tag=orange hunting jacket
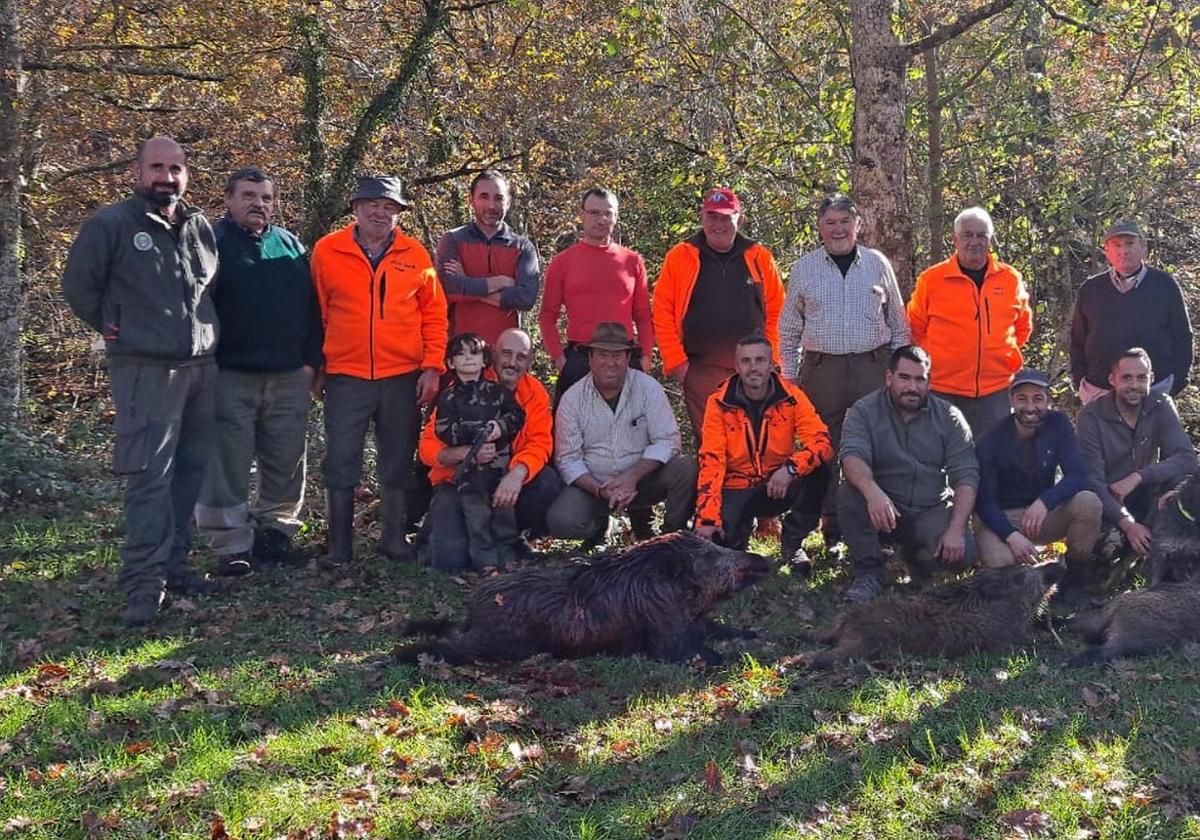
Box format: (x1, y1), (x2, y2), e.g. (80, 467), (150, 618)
(907, 254), (1032, 398)
(651, 239), (784, 375)
(311, 223), (448, 379)
(419, 371), (553, 486)
(695, 373), (832, 530)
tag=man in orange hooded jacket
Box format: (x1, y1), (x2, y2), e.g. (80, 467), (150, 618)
(908, 206), (1032, 439)
(694, 334), (833, 572)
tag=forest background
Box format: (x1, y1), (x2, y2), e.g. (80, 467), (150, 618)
(0, 0), (1199, 426)
(3, 3), (1200, 838)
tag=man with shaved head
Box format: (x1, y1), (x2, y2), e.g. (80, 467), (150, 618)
(63, 135), (221, 627)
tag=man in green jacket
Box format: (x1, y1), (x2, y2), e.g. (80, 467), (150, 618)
(62, 135), (220, 627)
(194, 167), (323, 577)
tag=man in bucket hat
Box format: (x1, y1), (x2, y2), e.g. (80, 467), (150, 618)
(1069, 219), (1193, 405)
(310, 174), (448, 565)
(547, 322), (697, 546)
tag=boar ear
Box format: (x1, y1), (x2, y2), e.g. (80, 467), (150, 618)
(1040, 561), (1067, 586)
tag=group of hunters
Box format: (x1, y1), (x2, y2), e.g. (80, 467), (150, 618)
(62, 135), (1198, 628)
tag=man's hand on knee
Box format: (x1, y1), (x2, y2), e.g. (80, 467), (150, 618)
(865, 488), (899, 533)
(492, 470), (523, 508)
(1005, 531), (1038, 564)
(936, 525), (967, 564)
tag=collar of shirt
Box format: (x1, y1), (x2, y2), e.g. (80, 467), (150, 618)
(1109, 263), (1147, 294)
(353, 225), (396, 261)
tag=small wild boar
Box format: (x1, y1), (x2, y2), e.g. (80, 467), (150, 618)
(1070, 583), (1200, 665)
(1146, 471), (1200, 585)
(804, 561), (1065, 668)
(393, 532), (770, 665)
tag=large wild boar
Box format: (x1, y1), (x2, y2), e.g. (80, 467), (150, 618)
(1070, 583), (1200, 665)
(393, 532), (770, 665)
(804, 561), (1064, 668)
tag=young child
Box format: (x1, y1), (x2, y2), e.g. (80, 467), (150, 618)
(434, 333), (526, 567)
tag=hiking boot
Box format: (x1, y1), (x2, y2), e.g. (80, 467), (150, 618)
(166, 568), (219, 595)
(780, 543), (813, 577)
(844, 573), (883, 604)
(217, 552), (253, 578)
(122, 588), (165, 627)
(629, 509), (655, 542)
(253, 529), (301, 566)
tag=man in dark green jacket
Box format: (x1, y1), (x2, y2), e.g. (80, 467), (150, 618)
(62, 135), (220, 627)
(194, 167), (323, 577)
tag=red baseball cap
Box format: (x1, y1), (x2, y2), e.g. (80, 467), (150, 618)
(701, 187), (741, 215)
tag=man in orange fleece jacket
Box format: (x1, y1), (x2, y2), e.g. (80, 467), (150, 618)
(310, 175), (448, 566)
(908, 206), (1032, 439)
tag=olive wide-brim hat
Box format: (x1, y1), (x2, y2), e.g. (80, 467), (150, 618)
(582, 322), (639, 352)
(348, 174), (411, 210)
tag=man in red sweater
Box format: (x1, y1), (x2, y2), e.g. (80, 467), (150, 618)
(538, 187), (654, 408)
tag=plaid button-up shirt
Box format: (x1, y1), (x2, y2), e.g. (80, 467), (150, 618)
(778, 245), (910, 379)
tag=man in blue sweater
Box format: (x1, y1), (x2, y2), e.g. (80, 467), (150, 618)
(195, 167), (324, 576)
(974, 369), (1101, 591)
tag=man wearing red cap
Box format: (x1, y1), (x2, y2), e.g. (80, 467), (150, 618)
(652, 187), (785, 439)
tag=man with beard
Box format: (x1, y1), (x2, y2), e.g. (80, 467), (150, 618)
(974, 370), (1101, 587)
(418, 328), (563, 571)
(1076, 348), (1196, 561)
(194, 167), (323, 577)
(62, 135), (220, 626)
(837, 345), (979, 602)
(436, 170), (540, 345)
(1070, 220), (1192, 405)
(694, 334), (833, 572)
(549, 323), (697, 544)
(652, 188), (785, 439)
(777, 193), (910, 538)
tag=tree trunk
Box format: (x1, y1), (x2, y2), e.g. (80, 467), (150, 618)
(0, 0), (22, 422)
(849, 0), (915, 292)
(923, 38), (945, 265)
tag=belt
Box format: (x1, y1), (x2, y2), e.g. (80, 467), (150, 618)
(805, 345), (889, 363)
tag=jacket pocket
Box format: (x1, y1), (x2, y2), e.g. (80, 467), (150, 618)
(112, 412), (150, 474)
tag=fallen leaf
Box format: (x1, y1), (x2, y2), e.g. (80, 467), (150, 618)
(1080, 686), (1102, 708)
(209, 818), (232, 839)
(124, 741), (153, 756)
(3, 816), (34, 832)
(704, 759), (725, 795)
(999, 808), (1052, 836)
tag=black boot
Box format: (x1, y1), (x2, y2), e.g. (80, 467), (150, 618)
(379, 485), (415, 562)
(324, 487), (355, 566)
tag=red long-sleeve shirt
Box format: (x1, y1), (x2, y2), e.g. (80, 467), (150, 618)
(537, 240), (654, 360)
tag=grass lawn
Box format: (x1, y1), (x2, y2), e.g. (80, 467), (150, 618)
(3, 438), (1200, 838)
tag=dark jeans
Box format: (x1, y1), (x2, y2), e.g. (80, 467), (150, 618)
(933, 389), (1011, 441)
(545, 455), (698, 539)
(837, 480), (976, 579)
(720, 465), (828, 550)
(110, 360), (216, 597)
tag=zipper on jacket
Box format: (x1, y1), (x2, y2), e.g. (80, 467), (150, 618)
(368, 270), (376, 379)
(379, 271), (388, 320)
(973, 282), (983, 398)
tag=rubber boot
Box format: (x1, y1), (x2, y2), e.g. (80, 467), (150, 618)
(379, 485), (415, 562)
(324, 488), (356, 566)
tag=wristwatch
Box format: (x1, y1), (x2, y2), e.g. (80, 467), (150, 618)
(785, 461), (798, 476)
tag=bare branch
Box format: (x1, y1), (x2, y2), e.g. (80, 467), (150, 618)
(49, 157), (135, 185)
(410, 152), (525, 186)
(25, 60), (225, 81)
(54, 41), (202, 52)
(905, 0), (1016, 55)
(1034, 0), (1101, 33)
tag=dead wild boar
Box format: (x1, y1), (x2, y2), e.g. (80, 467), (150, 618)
(393, 532), (770, 665)
(804, 561), (1064, 668)
(1070, 583), (1200, 665)
(1146, 471), (1200, 585)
